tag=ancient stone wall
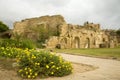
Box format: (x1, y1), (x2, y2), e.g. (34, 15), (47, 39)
(12, 15), (118, 48)
(12, 15), (65, 41)
(46, 21), (118, 49)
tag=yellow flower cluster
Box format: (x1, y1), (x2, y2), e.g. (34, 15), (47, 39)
(35, 62), (40, 66)
(31, 54), (36, 59)
(46, 65), (49, 69)
(0, 47), (73, 79)
(0, 47), (23, 58)
(18, 67), (38, 79)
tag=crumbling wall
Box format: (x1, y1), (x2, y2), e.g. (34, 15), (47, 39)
(12, 15), (118, 49)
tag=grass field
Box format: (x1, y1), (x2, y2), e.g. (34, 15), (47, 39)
(52, 48), (120, 60)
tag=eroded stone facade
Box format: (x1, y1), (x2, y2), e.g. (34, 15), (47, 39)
(12, 15), (118, 49)
(46, 22), (118, 48)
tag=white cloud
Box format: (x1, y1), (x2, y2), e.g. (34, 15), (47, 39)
(0, 0), (120, 29)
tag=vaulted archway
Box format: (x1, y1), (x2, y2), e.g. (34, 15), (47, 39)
(74, 37), (80, 48)
(85, 38), (90, 48)
(60, 38), (67, 48)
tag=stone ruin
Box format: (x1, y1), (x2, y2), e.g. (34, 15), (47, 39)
(12, 15), (119, 49)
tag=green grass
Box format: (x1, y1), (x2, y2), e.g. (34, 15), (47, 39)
(52, 48), (120, 60)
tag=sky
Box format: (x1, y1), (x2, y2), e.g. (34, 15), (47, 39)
(0, 0), (120, 29)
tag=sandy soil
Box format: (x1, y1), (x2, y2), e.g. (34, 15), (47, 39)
(0, 68), (21, 80)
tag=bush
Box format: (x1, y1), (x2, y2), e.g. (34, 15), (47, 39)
(17, 50), (73, 79)
(0, 21), (9, 32)
(20, 39), (36, 49)
(0, 47), (23, 58)
(0, 39), (18, 48)
(116, 29), (120, 36)
(0, 39), (36, 49)
(0, 47), (73, 79)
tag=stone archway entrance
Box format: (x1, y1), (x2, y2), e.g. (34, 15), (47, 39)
(60, 38), (67, 48)
(74, 37), (80, 48)
(85, 38), (90, 48)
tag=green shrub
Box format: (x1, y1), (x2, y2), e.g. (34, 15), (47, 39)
(0, 39), (36, 49)
(0, 21), (9, 32)
(0, 47), (23, 58)
(20, 39), (36, 49)
(0, 47), (73, 79)
(116, 29), (120, 36)
(0, 39), (18, 47)
(17, 50), (73, 79)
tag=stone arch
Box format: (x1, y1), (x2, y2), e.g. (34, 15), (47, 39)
(64, 38), (67, 44)
(93, 38), (95, 45)
(103, 38), (106, 42)
(74, 37), (80, 48)
(60, 38), (67, 48)
(61, 38), (67, 44)
(85, 38), (90, 48)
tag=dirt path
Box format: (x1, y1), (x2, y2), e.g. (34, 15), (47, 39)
(44, 53), (120, 80)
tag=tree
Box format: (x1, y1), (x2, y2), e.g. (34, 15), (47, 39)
(116, 29), (120, 36)
(0, 21), (9, 32)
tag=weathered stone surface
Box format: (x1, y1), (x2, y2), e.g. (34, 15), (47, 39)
(12, 15), (119, 48)
(12, 15), (66, 41)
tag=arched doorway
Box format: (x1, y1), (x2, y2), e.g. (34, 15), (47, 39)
(62, 38), (67, 44)
(74, 37), (80, 48)
(85, 38), (90, 48)
(60, 38), (67, 48)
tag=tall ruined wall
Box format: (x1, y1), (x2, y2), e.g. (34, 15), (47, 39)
(46, 21), (118, 49)
(12, 15), (118, 48)
(12, 15), (66, 41)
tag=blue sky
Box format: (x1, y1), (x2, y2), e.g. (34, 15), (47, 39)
(0, 0), (120, 29)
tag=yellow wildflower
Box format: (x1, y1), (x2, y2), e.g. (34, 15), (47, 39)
(19, 69), (23, 73)
(34, 56), (36, 59)
(44, 57), (46, 60)
(56, 67), (59, 70)
(37, 63), (40, 66)
(30, 72), (32, 75)
(1, 47), (4, 50)
(32, 75), (35, 78)
(52, 65), (55, 68)
(35, 73), (38, 76)
(51, 72), (54, 75)
(28, 75), (31, 78)
(26, 71), (28, 74)
(24, 68), (27, 70)
(29, 69), (32, 72)
(35, 63), (38, 65)
(51, 62), (54, 64)
(32, 55), (36, 59)
(46, 65), (49, 69)
(25, 48), (28, 50)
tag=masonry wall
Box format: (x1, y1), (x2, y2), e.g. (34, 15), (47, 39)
(46, 22), (117, 49)
(12, 15), (118, 49)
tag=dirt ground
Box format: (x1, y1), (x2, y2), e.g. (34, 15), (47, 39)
(0, 58), (96, 80)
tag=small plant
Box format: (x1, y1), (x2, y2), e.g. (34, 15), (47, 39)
(17, 50), (73, 79)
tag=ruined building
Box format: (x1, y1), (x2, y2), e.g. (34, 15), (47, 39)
(12, 15), (118, 48)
